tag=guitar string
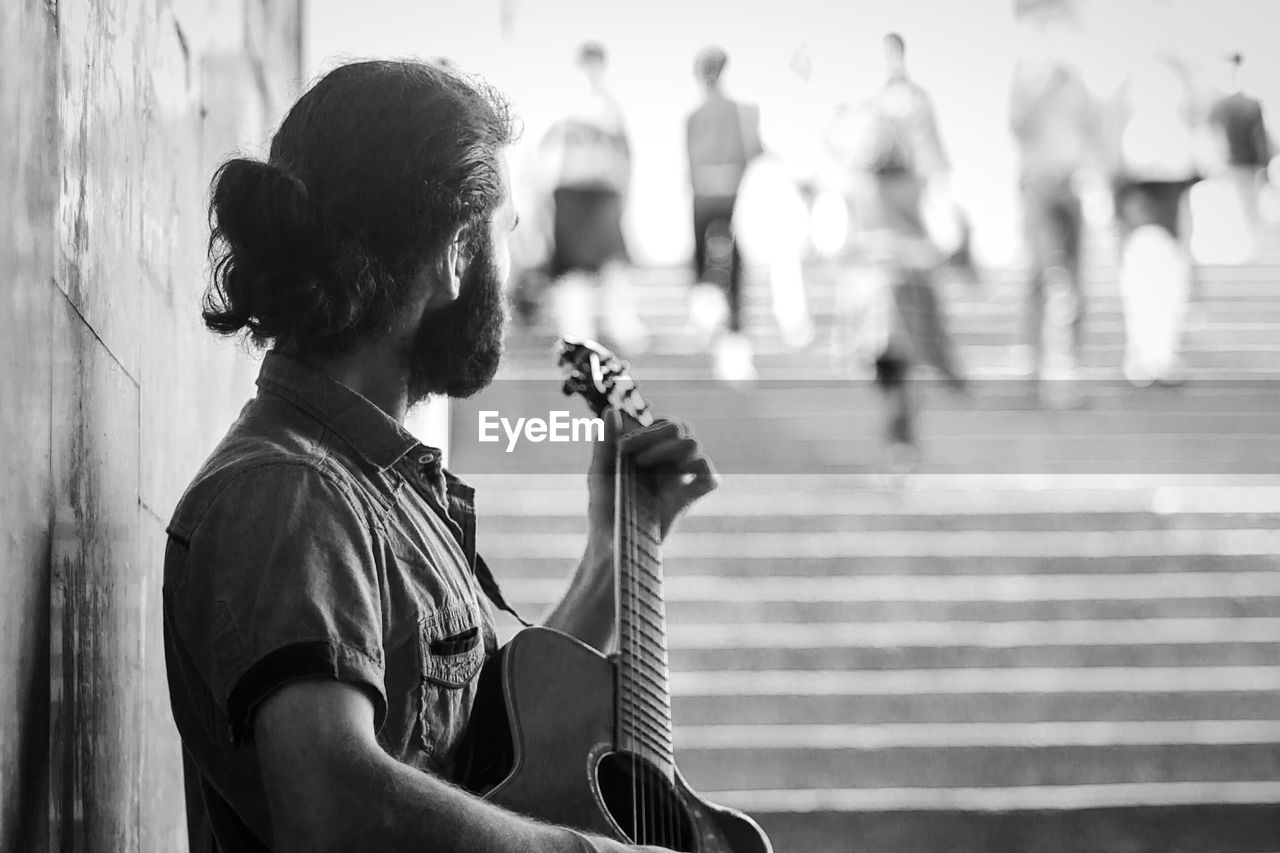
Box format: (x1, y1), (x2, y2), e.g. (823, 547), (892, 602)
(657, 506), (677, 851)
(588, 354), (677, 847)
(649, 483), (673, 849)
(622, 451), (634, 840)
(637, 458), (676, 848)
(644, 480), (668, 849)
(637, 463), (653, 844)
(635, 462), (657, 846)
(623, 450), (639, 844)
(630, 456), (651, 846)
(617, 397), (672, 846)
(651, 477), (676, 849)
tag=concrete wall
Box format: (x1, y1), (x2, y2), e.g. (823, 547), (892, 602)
(0, 1), (302, 850)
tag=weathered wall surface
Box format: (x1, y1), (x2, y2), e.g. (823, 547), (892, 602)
(1, 1), (302, 850)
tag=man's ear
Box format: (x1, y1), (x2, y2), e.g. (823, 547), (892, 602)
(431, 227), (468, 305)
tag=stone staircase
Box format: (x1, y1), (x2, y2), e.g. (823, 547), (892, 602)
(449, 240), (1280, 852)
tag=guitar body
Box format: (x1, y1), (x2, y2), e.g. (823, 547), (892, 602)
(457, 338), (772, 851)
(465, 627), (771, 852)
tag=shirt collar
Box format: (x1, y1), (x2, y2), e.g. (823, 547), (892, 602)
(255, 351), (428, 472)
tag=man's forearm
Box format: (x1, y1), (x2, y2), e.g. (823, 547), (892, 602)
(278, 735), (614, 853)
(540, 540), (615, 653)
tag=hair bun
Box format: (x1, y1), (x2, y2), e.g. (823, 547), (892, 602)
(210, 158), (319, 267)
(203, 157), (331, 343)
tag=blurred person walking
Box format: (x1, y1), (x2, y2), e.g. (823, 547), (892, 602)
(686, 46), (764, 384)
(1110, 53), (1199, 387)
(878, 33), (975, 282)
(822, 33), (967, 469)
(1009, 1), (1102, 406)
(734, 42), (821, 351)
(1207, 52), (1272, 235)
(539, 42), (648, 355)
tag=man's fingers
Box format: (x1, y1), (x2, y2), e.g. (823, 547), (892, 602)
(632, 435), (700, 468)
(680, 455), (720, 499)
(618, 418), (686, 453)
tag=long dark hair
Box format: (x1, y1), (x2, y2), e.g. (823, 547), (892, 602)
(203, 60), (515, 354)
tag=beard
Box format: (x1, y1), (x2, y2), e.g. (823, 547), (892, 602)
(405, 234), (508, 403)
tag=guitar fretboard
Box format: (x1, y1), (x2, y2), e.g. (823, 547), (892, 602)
(615, 452), (675, 780)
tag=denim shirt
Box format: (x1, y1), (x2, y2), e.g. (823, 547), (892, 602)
(163, 352), (497, 852)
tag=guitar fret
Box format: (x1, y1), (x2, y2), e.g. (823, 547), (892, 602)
(621, 703), (672, 737)
(619, 553), (662, 579)
(619, 680), (671, 715)
(618, 672), (673, 713)
(620, 594), (666, 626)
(621, 544), (662, 570)
(623, 686), (674, 723)
(620, 713), (672, 746)
(627, 699), (674, 734)
(620, 639), (668, 672)
(620, 653), (664, 685)
(616, 456), (677, 771)
(619, 665), (672, 701)
(618, 567), (663, 596)
(619, 599), (666, 632)
(620, 660), (670, 699)
(621, 623), (669, 651)
(619, 585), (664, 612)
(621, 638), (670, 677)
(620, 734), (673, 764)
(620, 650), (670, 688)
(619, 736), (673, 771)
(620, 714), (673, 751)
(620, 649), (670, 687)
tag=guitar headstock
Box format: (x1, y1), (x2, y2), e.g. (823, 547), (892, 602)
(557, 336), (654, 427)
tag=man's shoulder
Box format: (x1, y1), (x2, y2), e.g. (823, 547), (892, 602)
(166, 402), (368, 544)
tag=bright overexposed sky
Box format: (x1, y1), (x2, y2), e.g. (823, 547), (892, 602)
(305, 0), (1280, 267)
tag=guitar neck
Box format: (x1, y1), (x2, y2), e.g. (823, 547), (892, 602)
(614, 449), (676, 779)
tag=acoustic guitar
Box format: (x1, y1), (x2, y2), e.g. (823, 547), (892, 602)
(460, 337), (772, 852)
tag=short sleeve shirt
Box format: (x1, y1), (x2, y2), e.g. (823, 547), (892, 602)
(162, 352), (496, 852)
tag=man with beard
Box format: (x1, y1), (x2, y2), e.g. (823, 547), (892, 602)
(163, 61), (712, 853)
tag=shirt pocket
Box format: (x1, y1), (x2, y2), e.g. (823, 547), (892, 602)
(415, 601), (487, 765)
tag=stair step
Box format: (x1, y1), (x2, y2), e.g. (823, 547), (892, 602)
(510, 596), (1280, 623)
(488, 554), (1280, 579)
(504, 572), (1280, 621)
(672, 688), (1280, 726)
(510, 571), (1280, 603)
(670, 686), (1280, 722)
(669, 665), (1280, 696)
(707, 780), (1280, 812)
(503, 344), (1280, 373)
(678, 718), (1280, 750)
(489, 511), (1280, 532)
(459, 380), (1280, 420)
(743, 802), (1280, 853)
(671, 641), (1280, 672)
(481, 528), (1280, 560)
(479, 251), (1280, 850)
(675, 723), (1280, 788)
(469, 478), (1280, 515)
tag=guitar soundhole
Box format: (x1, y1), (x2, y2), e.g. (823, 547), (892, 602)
(597, 752), (697, 851)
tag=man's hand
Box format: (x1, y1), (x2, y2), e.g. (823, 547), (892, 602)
(587, 409), (720, 545)
(544, 410), (718, 652)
